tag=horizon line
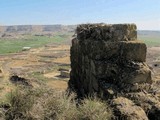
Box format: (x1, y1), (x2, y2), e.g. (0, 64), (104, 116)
(0, 24), (160, 31)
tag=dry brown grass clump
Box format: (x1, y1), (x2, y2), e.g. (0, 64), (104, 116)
(4, 88), (34, 120)
(0, 87), (113, 120)
(78, 98), (113, 120)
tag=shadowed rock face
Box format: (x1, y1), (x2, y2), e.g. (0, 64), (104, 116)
(69, 23), (151, 96)
(68, 23), (160, 119)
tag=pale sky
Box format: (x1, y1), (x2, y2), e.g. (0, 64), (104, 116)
(0, 0), (160, 30)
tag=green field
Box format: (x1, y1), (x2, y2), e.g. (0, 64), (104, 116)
(139, 36), (160, 47)
(138, 30), (160, 47)
(0, 35), (69, 54)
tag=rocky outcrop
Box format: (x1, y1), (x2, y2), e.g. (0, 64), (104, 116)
(69, 23), (152, 96)
(111, 97), (148, 120)
(68, 23), (160, 120)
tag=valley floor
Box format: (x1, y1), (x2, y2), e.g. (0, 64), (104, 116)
(0, 44), (71, 100)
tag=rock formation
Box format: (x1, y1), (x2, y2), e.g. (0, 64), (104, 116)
(68, 23), (160, 120)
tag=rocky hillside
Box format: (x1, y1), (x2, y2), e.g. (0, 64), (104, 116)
(0, 25), (76, 38)
(0, 25), (160, 38)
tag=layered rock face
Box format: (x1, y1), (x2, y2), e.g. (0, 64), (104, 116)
(69, 24), (151, 96)
(69, 23), (160, 120)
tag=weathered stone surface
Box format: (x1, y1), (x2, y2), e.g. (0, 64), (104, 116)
(120, 63), (152, 84)
(80, 40), (146, 62)
(69, 23), (152, 96)
(125, 92), (160, 120)
(68, 23), (159, 119)
(76, 23), (137, 41)
(111, 97), (148, 120)
(119, 41), (146, 62)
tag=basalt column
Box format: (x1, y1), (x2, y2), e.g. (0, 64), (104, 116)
(68, 23), (152, 98)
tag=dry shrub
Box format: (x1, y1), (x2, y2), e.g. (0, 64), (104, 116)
(2, 87), (113, 120)
(43, 93), (79, 120)
(43, 94), (112, 120)
(78, 98), (113, 120)
(5, 89), (34, 120)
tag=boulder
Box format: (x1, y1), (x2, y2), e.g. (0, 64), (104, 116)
(111, 97), (148, 120)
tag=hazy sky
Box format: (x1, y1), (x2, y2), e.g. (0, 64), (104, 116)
(0, 0), (160, 30)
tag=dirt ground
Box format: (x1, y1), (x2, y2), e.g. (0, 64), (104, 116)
(147, 47), (160, 81)
(0, 44), (71, 99)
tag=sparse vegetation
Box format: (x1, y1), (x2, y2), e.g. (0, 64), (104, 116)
(0, 87), (113, 120)
(30, 72), (48, 82)
(78, 98), (113, 120)
(5, 88), (34, 120)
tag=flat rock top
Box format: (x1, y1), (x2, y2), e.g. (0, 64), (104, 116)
(77, 23), (137, 30)
(76, 23), (137, 41)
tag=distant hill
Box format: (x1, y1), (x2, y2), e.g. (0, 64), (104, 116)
(0, 25), (76, 38)
(0, 25), (160, 39)
(137, 30), (160, 37)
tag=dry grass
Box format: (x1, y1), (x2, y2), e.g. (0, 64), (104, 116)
(46, 80), (68, 90)
(78, 98), (113, 120)
(0, 87), (113, 120)
(5, 88), (34, 120)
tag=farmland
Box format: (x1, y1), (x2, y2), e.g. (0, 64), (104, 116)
(138, 30), (160, 47)
(0, 28), (159, 119)
(0, 34), (72, 54)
